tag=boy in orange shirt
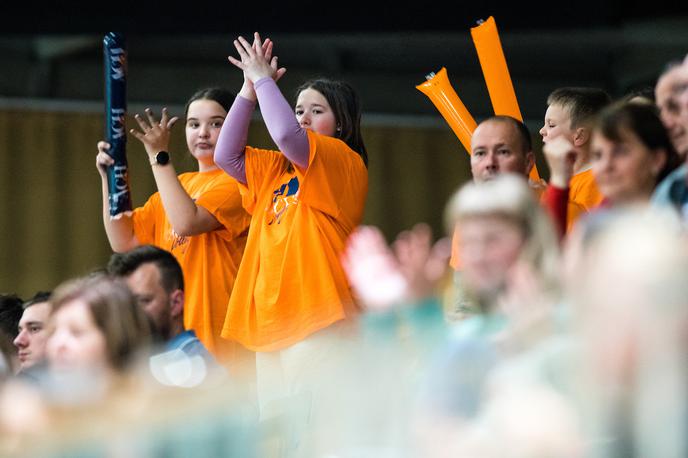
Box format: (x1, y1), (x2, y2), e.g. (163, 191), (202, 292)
(540, 87), (611, 231)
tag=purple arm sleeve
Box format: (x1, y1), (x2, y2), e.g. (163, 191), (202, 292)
(214, 95), (255, 184)
(254, 77), (310, 170)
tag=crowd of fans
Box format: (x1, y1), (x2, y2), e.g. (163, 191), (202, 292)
(1, 33), (688, 457)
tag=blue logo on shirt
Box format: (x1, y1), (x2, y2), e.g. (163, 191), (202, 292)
(268, 176), (300, 225)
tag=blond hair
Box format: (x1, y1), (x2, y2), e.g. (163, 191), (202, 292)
(445, 174), (561, 297)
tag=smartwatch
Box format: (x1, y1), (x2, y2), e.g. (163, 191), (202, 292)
(151, 151), (170, 166)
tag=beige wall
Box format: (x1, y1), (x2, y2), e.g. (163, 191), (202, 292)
(0, 108), (474, 298)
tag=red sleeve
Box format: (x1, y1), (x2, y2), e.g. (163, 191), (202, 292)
(541, 184), (569, 240)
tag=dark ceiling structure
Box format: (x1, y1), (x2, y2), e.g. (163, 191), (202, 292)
(1, 4), (688, 127)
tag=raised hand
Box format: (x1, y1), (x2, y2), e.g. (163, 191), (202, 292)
(228, 32), (286, 85)
(129, 107), (179, 159)
(341, 225), (408, 311)
(392, 223), (451, 302)
(254, 35), (284, 79)
(543, 136), (576, 189)
(95, 141), (114, 176)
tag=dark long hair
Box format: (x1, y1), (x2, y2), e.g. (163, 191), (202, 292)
(295, 79), (368, 167)
(184, 87), (236, 117)
(595, 101), (681, 184)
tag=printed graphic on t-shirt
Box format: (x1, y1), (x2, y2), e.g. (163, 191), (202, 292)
(267, 176), (299, 225)
(170, 229), (188, 252)
(170, 197), (197, 253)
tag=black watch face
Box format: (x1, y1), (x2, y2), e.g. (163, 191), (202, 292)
(157, 151), (170, 165)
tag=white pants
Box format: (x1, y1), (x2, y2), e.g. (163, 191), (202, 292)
(255, 320), (351, 456)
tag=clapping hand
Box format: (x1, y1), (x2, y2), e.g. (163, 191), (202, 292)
(342, 224), (451, 311)
(392, 223), (451, 303)
(342, 225), (408, 311)
(228, 32), (287, 85)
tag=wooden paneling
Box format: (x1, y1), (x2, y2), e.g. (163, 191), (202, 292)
(0, 108), (473, 297)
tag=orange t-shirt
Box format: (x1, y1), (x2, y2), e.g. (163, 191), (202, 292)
(222, 130), (368, 352)
(533, 177), (589, 233)
(132, 169), (251, 360)
(569, 168), (603, 210)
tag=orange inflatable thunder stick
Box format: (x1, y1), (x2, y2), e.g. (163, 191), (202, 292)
(471, 16), (540, 180)
(415, 67), (477, 154)
(416, 18), (540, 180)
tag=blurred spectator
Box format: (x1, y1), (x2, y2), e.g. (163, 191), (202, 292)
(591, 101), (681, 206)
(567, 207), (688, 457)
(545, 101), (682, 231)
(655, 62), (688, 159)
(622, 86), (656, 105)
(13, 291), (52, 378)
(652, 56), (688, 222)
(45, 274), (153, 400)
(0, 330), (16, 380)
(0, 294), (24, 341)
(445, 173), (561, 340)
(108, 245), (225, 387)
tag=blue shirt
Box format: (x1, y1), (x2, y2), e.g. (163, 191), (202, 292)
(652, 164), (688, 221)
(166, 330), (218, 367)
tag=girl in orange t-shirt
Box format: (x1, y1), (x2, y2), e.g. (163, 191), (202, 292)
(214, 32), (368, 415)
(95, 88), (252, 365)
